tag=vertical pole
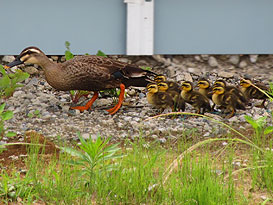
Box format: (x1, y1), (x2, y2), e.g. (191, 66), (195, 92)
(124, 0), (154, 55)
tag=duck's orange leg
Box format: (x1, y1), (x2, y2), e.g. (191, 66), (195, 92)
(71, 92), (99, 112)
(106, 84), (125, 115)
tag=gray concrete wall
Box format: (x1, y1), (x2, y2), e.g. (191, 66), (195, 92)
(155, 0), (273, 54)
(1, 0), (273, 55)
(0, 0), (126, 55)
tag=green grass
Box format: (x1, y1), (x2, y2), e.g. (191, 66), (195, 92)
(0, 125), (272, 204)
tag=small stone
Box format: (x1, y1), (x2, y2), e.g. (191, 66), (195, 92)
(51, 56), (59, 61)
(208, 56), (218, 67)
(127, 89), (136, 96)
(194, 55), (202, 62)
(139, 93), (145, 99)
(24, 66), (39, 75)
(188, 67), (196, 73)
(176, 74), (184, 82)
(2, 55), (15, 63)
(118, 58), (130, 63)
(239, 60), (247, 68)
(201, 55), (209, 61)
(260, 196), (268, 201)
(184, 73), (193, 82)
(82, 133), (90, 140)
(229, 55), (240, 65)
(218, 71), (234, 78)
(249, 54), (258, 63)
(158, 138), (166, 143)
(96, 98), (113, 107)
(166, 66), (176, 77)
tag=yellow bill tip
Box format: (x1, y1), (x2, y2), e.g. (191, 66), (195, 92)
(3, 65), (10, 69)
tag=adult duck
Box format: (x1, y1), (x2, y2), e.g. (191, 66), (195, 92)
(5, 46), (156, 114)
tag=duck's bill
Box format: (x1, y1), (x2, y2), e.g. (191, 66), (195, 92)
(4, 57), (23, 69)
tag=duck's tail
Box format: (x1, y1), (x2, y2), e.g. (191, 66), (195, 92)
(113, 65), (157, 87)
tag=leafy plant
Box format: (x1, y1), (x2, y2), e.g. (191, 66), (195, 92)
(27, 109), (41, 118)
(0, 65), (29, 98)
(96, 50), (107, 57)
(60, 133), (123, 184)
(0, 103), (16, 138)
(64, 41), (74, 60)
(244, 115), (273, 138)
(141, 66), (152, 71)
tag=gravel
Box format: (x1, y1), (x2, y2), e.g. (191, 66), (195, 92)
(2, 54), (273, 143)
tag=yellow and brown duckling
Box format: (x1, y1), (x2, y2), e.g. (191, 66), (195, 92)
(212, 86), (246, 118)
(4, 46), (157, 115)
(181, 81), (211, 114)
(240, 78), (273, 108)
(146, 83), (174, 113)
(157, 82), (185, 111)
(154, 74), (181, 93)
(213, 79), (247, 104)
(197, 78), (213, 99)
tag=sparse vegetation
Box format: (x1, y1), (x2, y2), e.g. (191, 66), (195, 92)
(0, 49), (272, 204)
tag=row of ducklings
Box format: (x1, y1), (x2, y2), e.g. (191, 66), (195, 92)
(146, 75), (272, 118)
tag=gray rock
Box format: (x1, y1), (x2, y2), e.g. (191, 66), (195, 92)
(239, 60), (247, 68)
(208, 56), (218, 67)
(249, 55), (258, 63)
(2, 55), (15, 63)
(24, 66), (39, 75)
(201, 55), (209, 61)
(218, 71), (234, 78)
(118, 58), (130, 64)
(50, 56), (59, 61)
(184, 73), (193, 82)
(229, 55), (240, 65)
(158, 138), (166, 143)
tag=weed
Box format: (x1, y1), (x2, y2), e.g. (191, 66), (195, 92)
(0, 103), (16, 138)
(60, 133), (123, 188)
(0, 64), (29, 99)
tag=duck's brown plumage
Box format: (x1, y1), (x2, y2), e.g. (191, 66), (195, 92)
(5, 46), (156, 114)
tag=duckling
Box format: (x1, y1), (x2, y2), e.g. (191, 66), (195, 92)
(197, 78), (212, 99)
(157, 82), (185, 111)
(154, 74), (180, 93)
(181, 81), (211, 114)
(5, 46), (157, 115)
(146, 83), (174, 113)
(240, 78), (273, 108)
(212, 86), (246, 118)
(213, 79), (247, 104)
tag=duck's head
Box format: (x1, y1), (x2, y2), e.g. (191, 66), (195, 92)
(197, 78), (210, 89)
(157, 82), (169, 92)
(213, 79), (226, 88)
(154, 75), (166, 83)
(181, 81), (193, 92)
(212, 86), (225, 95)
(4, 47), (46, 69)
(147, 83), (159, 93)
(239, 78), (252, 88)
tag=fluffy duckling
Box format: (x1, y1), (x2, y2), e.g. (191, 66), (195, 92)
(181, 81), (211, 114)
(157, 82), (185, 111)
(213, 79), (247, 104)
(146, 83), (174, 113)
(154, 74), (180, 93)
(197, 78), (212, 99)
(240, 78), (273, 108)
(212, 86), (246, 118)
